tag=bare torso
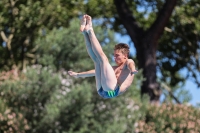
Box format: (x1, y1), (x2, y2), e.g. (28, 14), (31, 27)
(112, 59), (135, 93)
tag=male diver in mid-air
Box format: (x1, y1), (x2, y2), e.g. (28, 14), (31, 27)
(68, 14), (138, 98)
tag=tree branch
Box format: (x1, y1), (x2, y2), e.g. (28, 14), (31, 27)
(0, 31), (8, 42)
(114, 0), (144, 44)
(147, 0), (177, 44)
(161, 82), (181, 104)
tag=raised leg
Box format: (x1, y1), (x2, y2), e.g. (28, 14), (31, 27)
(85, 15), (117, 91)
(82, 31), (102, 90)
(80, 15), (101, 90)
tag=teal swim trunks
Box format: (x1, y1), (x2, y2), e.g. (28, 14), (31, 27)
(97, 86), (120, 99)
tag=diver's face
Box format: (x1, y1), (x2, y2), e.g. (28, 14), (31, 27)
(114, 50), (127, 65)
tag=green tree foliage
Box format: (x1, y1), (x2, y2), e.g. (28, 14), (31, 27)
(0, 0), (86, 71)
(0, 65), (62, 132)
(1, 66), (199, 133)
(135, 104), (200, 133)
(0, 59), (146, 133)
(0, 99), (29, 132)
(158, 0), (200, 88)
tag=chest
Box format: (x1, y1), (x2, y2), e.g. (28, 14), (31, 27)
(115, 68), (122, 77)
(114, 67), (129, 80)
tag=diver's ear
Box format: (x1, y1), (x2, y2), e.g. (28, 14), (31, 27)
(124, 54), (128, 59)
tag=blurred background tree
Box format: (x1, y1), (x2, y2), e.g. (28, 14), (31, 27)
(157, 0), (200, 103)
(0, 0), (200, 132)
(0, 0), (87, 71)
(135, 103), (200, 133)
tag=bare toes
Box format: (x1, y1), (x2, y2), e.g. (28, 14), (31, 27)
(85, 15), (92, 31)
(80, 15), (86, 32)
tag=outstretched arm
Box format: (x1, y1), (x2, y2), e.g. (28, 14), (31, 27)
(68, 69), (95, 78)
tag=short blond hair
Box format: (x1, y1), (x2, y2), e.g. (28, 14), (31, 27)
(114, 43), (130, 56)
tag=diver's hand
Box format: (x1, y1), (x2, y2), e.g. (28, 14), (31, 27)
(68, 71), (79, 78)
(130, 70), (138, 75)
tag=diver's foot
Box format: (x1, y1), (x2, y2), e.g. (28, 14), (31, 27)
(85, 15), (93, 31)
(80, 15), (86, 32)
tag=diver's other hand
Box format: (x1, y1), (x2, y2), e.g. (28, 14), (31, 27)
(68, 71), (79, 78)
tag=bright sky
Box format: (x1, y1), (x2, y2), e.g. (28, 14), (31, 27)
(115, 33), (200, 106)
